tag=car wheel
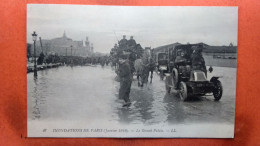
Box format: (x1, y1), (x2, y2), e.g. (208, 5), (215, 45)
(212, 79), (223, 101)
(172, 68), (178, 89)
(179, 81), (188, 101)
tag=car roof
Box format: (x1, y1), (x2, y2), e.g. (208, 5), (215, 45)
(175, 44), (204, 49)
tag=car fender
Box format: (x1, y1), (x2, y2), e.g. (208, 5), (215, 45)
(210, 76), (222, 82)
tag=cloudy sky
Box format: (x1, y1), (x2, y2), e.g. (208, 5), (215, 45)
(27, 5), (238, 53)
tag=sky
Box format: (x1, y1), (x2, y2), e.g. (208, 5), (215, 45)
(27, 5), (238, 53)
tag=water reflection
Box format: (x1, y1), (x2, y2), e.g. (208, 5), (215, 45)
(32, 78), (41, 119)
(30, 71), (49, 120)
(116, 87), (154, 124)
(163, 93), (186, 123)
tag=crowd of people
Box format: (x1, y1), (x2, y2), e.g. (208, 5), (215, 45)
(29, 52), (110, 66)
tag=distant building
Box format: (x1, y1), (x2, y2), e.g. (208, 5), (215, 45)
(35, 31), (94, 57)
(153, 42), (237, 54)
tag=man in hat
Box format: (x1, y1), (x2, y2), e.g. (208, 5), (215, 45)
(128, 52), (136, 74)
(118, 52), (132, 107)
(118, 35), (128, 52)
(127, 36), (136, 50)
(191, 46), (207, 76)
(113, 43), (118, 52)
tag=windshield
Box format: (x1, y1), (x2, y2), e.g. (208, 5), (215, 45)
(158, 53), (167, 60)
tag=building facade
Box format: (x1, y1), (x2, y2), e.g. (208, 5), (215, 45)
(35, 32), (94, 57)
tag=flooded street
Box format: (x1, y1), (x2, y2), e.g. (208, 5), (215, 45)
(28, 65), (235, 124)
(27, 65), (236, 137)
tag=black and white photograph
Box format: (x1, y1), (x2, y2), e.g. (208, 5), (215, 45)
(27, 4), (238, 138)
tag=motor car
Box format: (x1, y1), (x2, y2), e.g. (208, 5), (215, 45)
(165, 44), (223, 101)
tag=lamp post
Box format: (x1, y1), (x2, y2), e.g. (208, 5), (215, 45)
(70, 45), (73, 64)
(70, 45), (73, 57)
(32, 31), (37, 77)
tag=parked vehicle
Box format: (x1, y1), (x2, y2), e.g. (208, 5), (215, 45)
(155, 52), (168, 79)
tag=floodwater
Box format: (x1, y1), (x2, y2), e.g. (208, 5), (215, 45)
(27, 65), (236, 126)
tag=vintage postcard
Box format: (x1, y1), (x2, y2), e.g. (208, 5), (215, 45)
(27, 4), (238, 138)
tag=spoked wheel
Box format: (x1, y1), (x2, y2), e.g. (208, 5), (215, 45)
(172, 68), (178, 89)
(179, 81), (188, 101)
(165, 75), (172, 93)
(212, 79), (223, 101)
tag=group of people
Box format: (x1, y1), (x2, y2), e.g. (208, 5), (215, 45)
(117, 35), (138, 107)
(114, 41), (210, 107)
(110, 35), (150, 107)
(110, 35), (144, 66)
(174, 45), (208, 79)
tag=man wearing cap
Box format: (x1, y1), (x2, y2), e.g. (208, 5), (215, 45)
(113, 43), (118, 51)
(191, 46), (207, 76)
(118, 35), (128, 52)
(127, 36), (136, 49)
(125, 36), (136, 74)
(118, 53), (132, 107)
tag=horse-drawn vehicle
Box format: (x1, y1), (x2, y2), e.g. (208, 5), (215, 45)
(165, 44), (223, 101)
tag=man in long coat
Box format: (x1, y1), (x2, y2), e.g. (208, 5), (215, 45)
(118, 53), (132, 106)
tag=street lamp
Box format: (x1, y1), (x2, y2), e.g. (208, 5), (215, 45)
(32, 31), (37, 77)
(70, 45), (73, 57)
(70, 45), (73, 64)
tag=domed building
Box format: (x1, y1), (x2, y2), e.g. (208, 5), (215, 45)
(35, 31), (94, 57)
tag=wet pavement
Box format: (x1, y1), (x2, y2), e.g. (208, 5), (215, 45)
(27, 65), (236, 126)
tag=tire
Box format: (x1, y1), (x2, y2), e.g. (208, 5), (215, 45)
(172, 68), (178, 89)
(212, 79), (223, 101)
(165, 75), (172, 93)
(179, 81), (188, 101)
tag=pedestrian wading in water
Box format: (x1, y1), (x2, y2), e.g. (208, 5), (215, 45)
(118, 52), (132, 107)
